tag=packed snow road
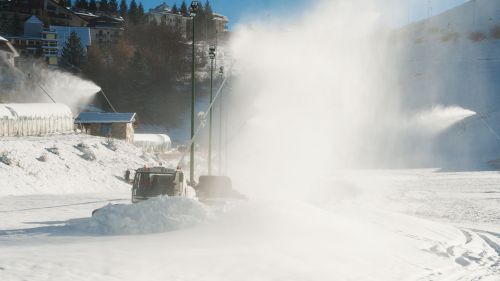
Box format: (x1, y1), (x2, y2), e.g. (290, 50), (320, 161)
(1, 170), (500, 281)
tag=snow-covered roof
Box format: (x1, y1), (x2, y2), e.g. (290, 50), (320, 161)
(0, 36), (7, 42)
(149, 2), (171, 13)
(213, 13), (229, 22)
(134, 134), (171, 144)
(0, 103), (73, 119)
(75, 112), (136, 124)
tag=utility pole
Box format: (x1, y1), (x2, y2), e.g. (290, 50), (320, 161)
(208, 46), (216, 175)
(189, 1), (199, 185)
(218, 66), (224, 175)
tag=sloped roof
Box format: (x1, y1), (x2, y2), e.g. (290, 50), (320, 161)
(75, 112), (136, 124)
(0, 36), (7, 42)
(25, 16), (43, 24)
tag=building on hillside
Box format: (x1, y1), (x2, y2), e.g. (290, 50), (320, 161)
(50, 25), (91, 56)
(0, 36), (19, 66)
(213, 13), (229, 34)
(0, 103), (74, 137)
(5, 16), (92, 66)
(0, 0), (88, 28)
(145, 3), (189, 38)
(5, 16), (60, 66)
(87, 16), (124, 46)
(75, 112), (137, 142)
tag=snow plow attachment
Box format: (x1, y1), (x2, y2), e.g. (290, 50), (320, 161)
(196, 176), (245, 201)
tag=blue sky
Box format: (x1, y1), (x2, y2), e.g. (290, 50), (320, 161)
(139, 0), (469, 28)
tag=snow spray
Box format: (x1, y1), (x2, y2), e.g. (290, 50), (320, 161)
(0, 60), (100, 113)
(413, 105), (476, 134)
(225, 0), (411, 198)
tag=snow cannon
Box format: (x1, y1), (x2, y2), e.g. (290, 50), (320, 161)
(196, 175), (246, 203)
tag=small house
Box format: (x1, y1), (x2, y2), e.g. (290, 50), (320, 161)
(75, 112), (137, 142)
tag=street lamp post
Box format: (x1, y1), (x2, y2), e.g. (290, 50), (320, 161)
(189, 0), (199, 185)
(208, 46), (216, 175)
(218, 66), (224, 175)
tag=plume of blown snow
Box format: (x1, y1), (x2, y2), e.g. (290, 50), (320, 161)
(412, 105), (476, 135)
(0, 60), (100, 113)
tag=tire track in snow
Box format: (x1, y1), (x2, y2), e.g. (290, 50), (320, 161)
(416, 228), (500, 281)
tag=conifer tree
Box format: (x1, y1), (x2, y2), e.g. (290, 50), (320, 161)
(138, 2), (145, 22)
(88, 0), (97, 12)
(171, 4), (178, 14)
(99, 0), (109, 13)
(61, 31), (86, 70)
(109, 0), (118, 14)
(11, 13), (23, 36)
(128, 0), (138, 24)
(119, 0), (128, 17)
(0, 14), (9, 35)
(76, 0), (89, 10)
(180, 1), (188, 16)
(126, 50), (150, 112)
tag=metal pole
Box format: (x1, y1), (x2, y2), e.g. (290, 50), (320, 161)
(190, 16), (196, 184)
(218, 72), (223, 175)
(208, 56), (214, 175)
(99, 89), (117, 113)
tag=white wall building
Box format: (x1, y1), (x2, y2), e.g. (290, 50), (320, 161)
(0, 103), (74, 137)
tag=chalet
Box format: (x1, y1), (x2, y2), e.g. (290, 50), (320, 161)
(87, 16), (124, 46)
(0, 0), (88, 28)
(75, 112), (137, 142)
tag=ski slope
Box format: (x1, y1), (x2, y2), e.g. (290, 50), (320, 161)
(1, 169), (500, 281)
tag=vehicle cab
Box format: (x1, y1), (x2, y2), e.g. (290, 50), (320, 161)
(131, 167), (186, 203)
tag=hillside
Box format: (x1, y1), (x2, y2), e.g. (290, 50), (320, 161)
(0, 134), (161, 197)
(394, 0), (500, 168)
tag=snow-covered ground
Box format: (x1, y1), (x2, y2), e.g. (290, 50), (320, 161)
(1, 167), (500, 281)
(0, 134), (159, 196)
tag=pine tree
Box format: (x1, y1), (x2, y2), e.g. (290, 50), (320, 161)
(100, 0), (109, 12)
(128, 0), (138, 24)
(204, 0), (215, 39)
(109, 0), (118, 14)
(61, 31), (86, 70)
(76, 0), (89, 10)
(0, 14), (9, 35)
(171, 4), (178, 14)
(11, 13), (23, 36)
(126, 50), (150, 112)
(138, 2), (144, 23)
(119, 0), (128, 18)
(180, 1), (188, 16)
(88, 0), (97, 12)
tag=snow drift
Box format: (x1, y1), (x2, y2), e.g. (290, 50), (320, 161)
(79, 197), (213, 235)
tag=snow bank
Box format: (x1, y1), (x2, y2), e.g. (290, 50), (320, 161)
(81, 197), (212, 235)
(0, 134), (161, 196)
(133, 134), (172, 153)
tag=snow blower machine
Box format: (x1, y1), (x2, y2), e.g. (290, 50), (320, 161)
(195, 175), (246, 204)
(131, 166), (188, 203)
